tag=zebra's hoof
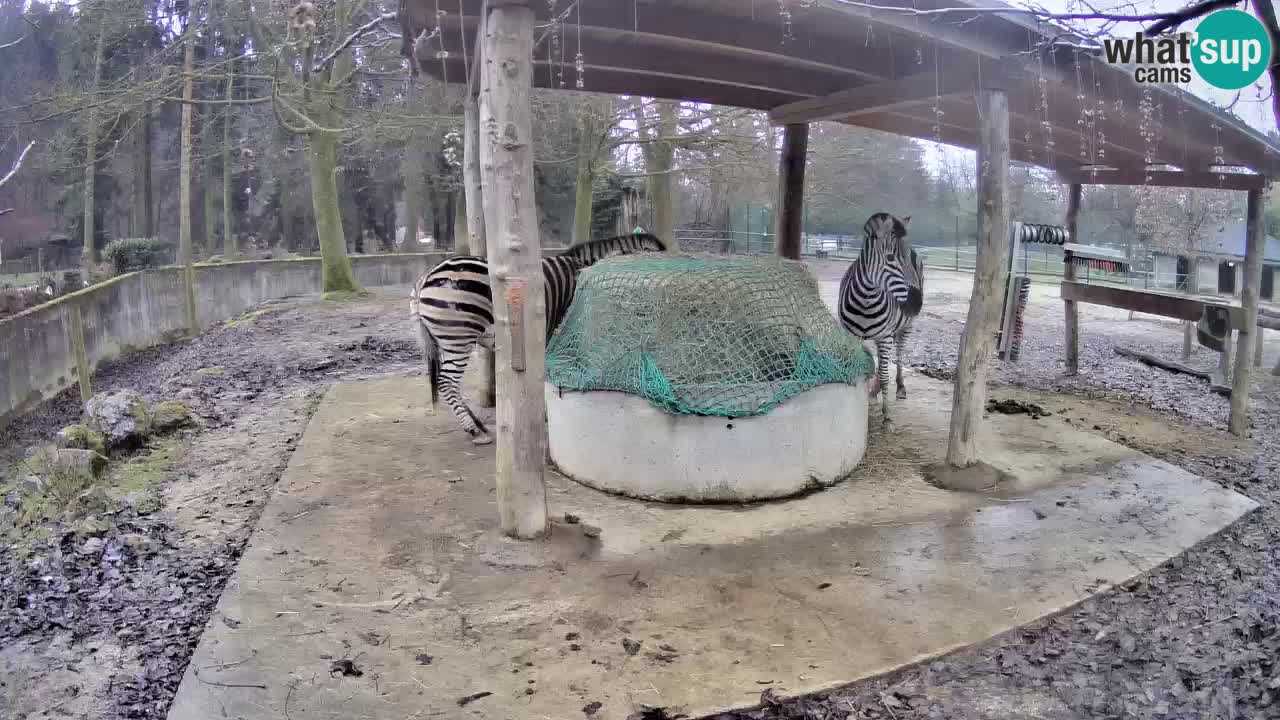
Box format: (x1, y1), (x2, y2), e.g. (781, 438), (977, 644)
(896, 387), (908, 400)
(472, 433), (494, 446)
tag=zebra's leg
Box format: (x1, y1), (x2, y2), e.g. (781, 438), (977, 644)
(895, 324), (910, 400)
(437, 345), (493, 445)
(877, 339), (892, 424)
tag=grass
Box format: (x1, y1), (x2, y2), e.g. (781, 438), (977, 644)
(0, 438), (183, 552)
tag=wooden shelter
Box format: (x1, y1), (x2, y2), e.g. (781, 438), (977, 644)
(400, 0), (1280, 536)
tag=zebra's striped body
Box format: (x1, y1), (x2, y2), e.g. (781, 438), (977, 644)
(836, 213), (924, 424)
(411, 233), (666, 444)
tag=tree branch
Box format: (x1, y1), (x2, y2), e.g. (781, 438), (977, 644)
(313, 11), (397, 73)
(0, 140), (34, 190)
(1252, 0), (1280, 130)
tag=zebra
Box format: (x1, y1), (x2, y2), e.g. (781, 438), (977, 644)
(411, 233), (667, 444)
(836, 212), (924, 424)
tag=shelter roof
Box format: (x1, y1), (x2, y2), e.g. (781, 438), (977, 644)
(405, 0), (1280, 188)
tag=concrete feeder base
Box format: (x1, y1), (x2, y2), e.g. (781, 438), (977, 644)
(544, 381), (868, 502)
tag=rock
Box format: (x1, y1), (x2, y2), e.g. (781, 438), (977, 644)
(193, 367), (225, 379)
(56, 424), (107, 455)
(26, 446), (109, 482)
(581, 524), (602, 538)
(20, 474), (46, 494)
(175, 388), (197, 401)
(79, 537), (104, 555)
(152, 402), (194, 433)
(4, 491), (22, 509)
(85, 391), (152, 451)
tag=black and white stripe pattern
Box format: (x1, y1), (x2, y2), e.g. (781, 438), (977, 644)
(837, 212), (924, 424)
(411, 233), (666, 444)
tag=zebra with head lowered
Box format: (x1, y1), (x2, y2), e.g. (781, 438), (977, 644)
(411, 233), (667, 444)
(837, 212), (924, 424)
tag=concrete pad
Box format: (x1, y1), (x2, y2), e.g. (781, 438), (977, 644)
(545, 382), (868, 502)
(168, 372), (1256, 720)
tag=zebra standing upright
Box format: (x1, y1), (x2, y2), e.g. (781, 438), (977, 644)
(837, 212), (925, 424)
(411, 233), (666, 444)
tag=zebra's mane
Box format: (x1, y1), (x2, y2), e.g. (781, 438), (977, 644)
(559, 233), (666, 267)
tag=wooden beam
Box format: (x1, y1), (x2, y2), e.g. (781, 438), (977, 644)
(1063, 184), (1082, 375)
(854, 111), (1084, 174)
(1059, 281), (1245, 326)
(1057, 169), (1269, 191)
(769, 61), (1015, 125)
(1229, 187), (1266, 436)
(945, 88), (1010, 470)
(439, 24), (853, 100)
(462, 94), (495, 409)
(479, 3), (547, 538)
(466, 0), (487, 98)
(775, 124), (808, 260)
(425, 57), (808, 110)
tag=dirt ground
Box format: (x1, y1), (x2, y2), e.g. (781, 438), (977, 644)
(1, 265), (1278, 720)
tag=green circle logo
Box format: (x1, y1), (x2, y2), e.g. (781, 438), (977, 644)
(1192, 9), (1272, 90)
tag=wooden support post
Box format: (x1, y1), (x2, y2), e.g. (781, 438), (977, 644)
(1229, 187), (1266, 435)
(1255, 324), (1264, 367)
(1218, 330), (1234, 383)
(944, 89), (1010, 470)
(65, 304), (92, 405)
(774, 123), (808, 260)
(479, 2), (547, 538)
(1063, 183), (1082, 375)
(464, 95), (496, 409)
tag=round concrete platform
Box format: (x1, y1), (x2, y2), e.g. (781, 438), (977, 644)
(544, 382), (868, 503)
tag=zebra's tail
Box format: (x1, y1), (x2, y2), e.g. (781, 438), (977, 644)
(410, 292), (440, 411)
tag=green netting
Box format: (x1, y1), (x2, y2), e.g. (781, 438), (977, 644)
(545, 253), (875, 417)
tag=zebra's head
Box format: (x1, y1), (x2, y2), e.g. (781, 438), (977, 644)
(862, 212), (923, 316)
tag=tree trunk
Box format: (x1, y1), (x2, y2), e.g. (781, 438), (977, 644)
(650, 100), (678, 248)
(480, 4), (547, 539)
(306, 128), (360, 293)
(1063, 184), (1081, 373)
(81, 25), (106, 266)
(571, 103), (598, 246)
(774, 123), (809, 260)
(179, 27), (198, 331)
(223, 57), (237, 258)
(204, 157), (219, 255)
(945, 89), (1010, 472)
(463, 96), (496, 408)
(453, 190), (468, 252)
(1229, 188), (1266, 435)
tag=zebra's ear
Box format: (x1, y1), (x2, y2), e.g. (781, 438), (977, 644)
(901, 215), (911, 226)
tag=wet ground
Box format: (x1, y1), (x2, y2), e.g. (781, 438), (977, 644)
(715, 264), (1280, 720)
(1, 266), (1278, 719)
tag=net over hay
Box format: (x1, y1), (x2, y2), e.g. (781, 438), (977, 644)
(545, 254), (875, 417)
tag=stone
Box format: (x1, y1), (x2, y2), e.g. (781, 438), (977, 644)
(79, 537), (104, 555)
(152, 401), (194, 433)
(193, 367), (225, 379)
(25, 446), (109, 481)
(56, 424), (107, 456)
(85, 390), (152, 451)
(20, 474), (45, 494)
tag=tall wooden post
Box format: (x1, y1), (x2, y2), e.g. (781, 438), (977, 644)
(464, 95), (496, 408)
(1063, 183), (1082, 374)
(774, 123), (808, 260)
(1228, 187), (1266, 436)
(479, 2), (547, 538)
(944, 89), (1010, 470)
